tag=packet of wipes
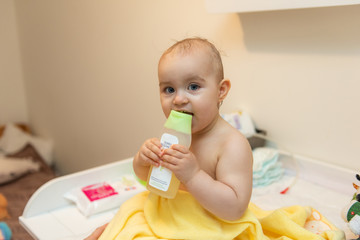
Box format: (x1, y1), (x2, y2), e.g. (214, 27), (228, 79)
(64, 174), (145, 217)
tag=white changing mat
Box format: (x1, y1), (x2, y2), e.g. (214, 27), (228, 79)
(20, 158), (146, 240)
(20, 156), (357, 239)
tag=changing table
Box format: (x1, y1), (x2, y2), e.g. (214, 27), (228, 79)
(20, 156), (357, 239)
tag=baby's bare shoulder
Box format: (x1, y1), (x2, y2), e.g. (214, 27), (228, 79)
(215, 123), (253, 181)
(218, 123), (252, 163)
(222, 122), (249, 146)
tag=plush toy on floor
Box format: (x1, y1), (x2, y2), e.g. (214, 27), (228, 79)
(0, 193), (12, 240)
(342, 174), (360, 240)
(0, 194), (9, 221)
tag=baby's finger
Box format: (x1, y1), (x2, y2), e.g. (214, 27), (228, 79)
(139, 151), (160, 167)
(162, 148), (182, 159)
(146, 141), (162, 157)
(159, 160), (172, 171)
(161, 154), (178, 166)
(150, 138), (162, 149)
(170, 144), (188, 153)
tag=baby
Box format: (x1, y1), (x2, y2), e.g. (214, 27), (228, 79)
(133, 37), (253, 220)
(88, 37), (253, 239)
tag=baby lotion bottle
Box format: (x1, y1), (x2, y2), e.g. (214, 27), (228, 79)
(146, 110), (192, 199)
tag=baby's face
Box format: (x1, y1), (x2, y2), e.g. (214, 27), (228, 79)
(158, 49), (221, 134)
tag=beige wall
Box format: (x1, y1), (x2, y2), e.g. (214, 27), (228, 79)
(11, 1), (360, 173)
(0, 0), (28, 123)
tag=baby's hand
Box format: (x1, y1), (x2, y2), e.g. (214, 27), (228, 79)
(137, 138), (162, 167)
(160, 144), (200, 184)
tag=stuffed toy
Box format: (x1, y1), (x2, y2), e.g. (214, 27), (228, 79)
(0, 194), (9, 220)
(342, 174), (360, 240)
(0, 194), (11, 239)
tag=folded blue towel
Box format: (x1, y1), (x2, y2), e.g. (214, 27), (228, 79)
(252, 148), (284, 187)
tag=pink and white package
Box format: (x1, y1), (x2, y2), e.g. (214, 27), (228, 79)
(64, 174), (144, 217)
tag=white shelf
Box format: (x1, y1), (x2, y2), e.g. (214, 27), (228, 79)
(205, 0), (360, 13)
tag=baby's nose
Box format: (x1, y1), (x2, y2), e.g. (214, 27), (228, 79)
(173, 92), (189, 105)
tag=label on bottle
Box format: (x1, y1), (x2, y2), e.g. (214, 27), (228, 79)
(148, 133), (179, 191)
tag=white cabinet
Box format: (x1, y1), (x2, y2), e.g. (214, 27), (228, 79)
(205, 0), (360, 13)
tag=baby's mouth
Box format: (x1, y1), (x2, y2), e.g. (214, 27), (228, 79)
(176, 110), (193, 116)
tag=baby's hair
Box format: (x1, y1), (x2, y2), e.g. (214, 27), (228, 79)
(160, 37), (224, 81)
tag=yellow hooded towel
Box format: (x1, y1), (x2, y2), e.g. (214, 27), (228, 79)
(99, 191), (344, 240)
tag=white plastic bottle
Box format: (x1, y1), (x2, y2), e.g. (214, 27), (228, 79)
(146, 110), (192, 199)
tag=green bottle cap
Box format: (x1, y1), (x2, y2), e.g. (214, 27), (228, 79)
(164, 110), (192, 134)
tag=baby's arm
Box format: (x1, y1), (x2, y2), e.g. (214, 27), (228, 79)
(161, 133), (253, 221)
(187, 140), (252, 221)
(133, 138), (162, 181)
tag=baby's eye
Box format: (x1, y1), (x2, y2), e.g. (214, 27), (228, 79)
(188, 83), (200, 91)
(164, 87), (175, 94)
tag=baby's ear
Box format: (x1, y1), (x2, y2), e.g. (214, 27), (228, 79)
(218, 79), (231, 102)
